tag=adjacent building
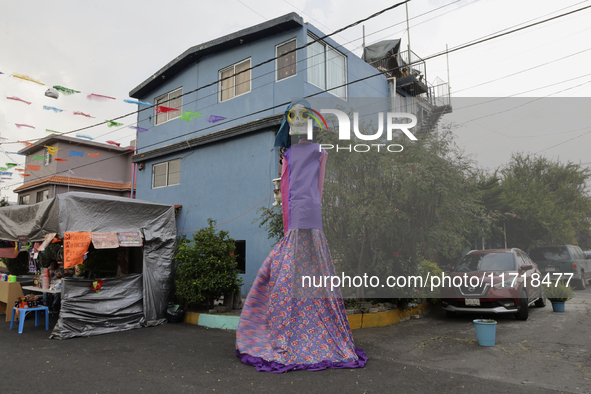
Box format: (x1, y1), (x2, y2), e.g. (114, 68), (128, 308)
(128, 12), (451, 293)
(14, 134), (135, 204)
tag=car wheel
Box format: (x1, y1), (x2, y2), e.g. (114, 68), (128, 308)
(515, 290), (529, 320)
(446, 310), (456, 318)
(534, 288), (546, 307)
(577, 271), (587, 290)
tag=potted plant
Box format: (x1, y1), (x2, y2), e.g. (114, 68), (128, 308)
(473, 318), (497, 346)
(543, 280), (574, 312)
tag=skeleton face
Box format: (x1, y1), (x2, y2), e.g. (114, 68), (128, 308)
(287, 104), (309, 135)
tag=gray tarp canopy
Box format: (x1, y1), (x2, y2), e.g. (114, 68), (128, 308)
(0, 192), (177, 338)
(362, 39), (402, 77)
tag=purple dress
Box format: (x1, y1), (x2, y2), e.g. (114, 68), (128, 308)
(236, 141), (367, 372)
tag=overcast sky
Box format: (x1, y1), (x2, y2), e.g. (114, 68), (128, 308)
(1, 0), (590, 200)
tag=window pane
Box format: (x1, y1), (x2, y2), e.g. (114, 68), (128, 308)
(155, 95), (168, 125)
(235, 60), (251, 96)
(307, 35), (325, 88)
(167, 159), (181, 186)
(220, 67), (235, 101)
(327, 47), (346, 98)
(168, 88), (183, 120)
(277, 40), (297, 80)
(153, 163), (168, 188)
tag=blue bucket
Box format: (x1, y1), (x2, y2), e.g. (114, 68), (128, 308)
(473, 319), (497, 346)
(551, 301), (565, 312)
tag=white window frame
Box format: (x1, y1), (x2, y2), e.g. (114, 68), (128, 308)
(36, 189), (49, 203)
(154, 87), (183, 126)
(276, 38), (297, 82)
(306, 33), (347, 100)
(152, 159), (181, 189)
(219, 58), (252, 102)
(44, 147), (52, 166)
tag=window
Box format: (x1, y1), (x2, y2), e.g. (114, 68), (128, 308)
(19, 195), (29, 205)
(155, 87), (182, 125)
(44, 148), (52, 166)
(276, 39), (297, 81)
(219, 58), (251, 102)
(36, 190), (49, 202)
(152, 159), (181, 188)
(307, 34), (347, 99)
(234, 240), (246, 274)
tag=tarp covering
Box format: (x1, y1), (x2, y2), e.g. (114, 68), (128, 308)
(0, 192), (177, 337)
(50, 274), (144, 340)
(362, 39), (402, 77)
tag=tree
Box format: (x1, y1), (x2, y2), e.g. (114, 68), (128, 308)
(499, 153), (591, 250)
(174, 219), (240, 309)
(317, 120), (486, 297)
(0, 198), (9, 207)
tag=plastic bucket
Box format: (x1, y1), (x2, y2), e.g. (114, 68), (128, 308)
(473, 319), (497, 346)
(551, 301), (565, 312)
(9, 275), (17, 283)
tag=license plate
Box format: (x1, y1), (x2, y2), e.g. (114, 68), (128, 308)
(546, 267), (555, 272)
(465, 298), (480, 306)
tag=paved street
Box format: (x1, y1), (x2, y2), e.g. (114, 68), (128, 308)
(1, 289), (590, 393)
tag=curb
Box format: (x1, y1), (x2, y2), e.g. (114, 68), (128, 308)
(184, 302), (432, 330)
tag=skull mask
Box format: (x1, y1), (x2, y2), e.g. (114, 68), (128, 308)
(287, 104), (309, 135)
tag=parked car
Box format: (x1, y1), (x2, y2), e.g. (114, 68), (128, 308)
(528, 245), (591, 290)
(441, 248), (545, 320)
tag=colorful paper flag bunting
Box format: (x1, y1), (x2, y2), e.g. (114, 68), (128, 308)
(0, 167), (6, 171)
(18, 141), (34, 147)
(156, 106), (179, 114)
(15, 124), (35, 129)
(106, 141), (120, 147)
(124, 99), (152, 106)
(26, 165), (41, 171)
(0, 171), (13, 176)
(76, 134), (93, 140)
(7, 96), (31, 105)
(106, 120), (123, 127)
(6, 163), (17, 168)
(53, 85), (80, 95)
(73, 111), (94, 118)
(46, 129), (64, 134)
(4, 152), (25, 156)
(33, 155), (45, 160)
(87, 93), (115, 101)
(45, 146), (59, 156)
(20, 174), (31, 177)
(88, 153), (101, 157)
(208, 115), (226, 123)
(15, 169), (26, 172)
(180, 111), (203, 122)
(54, 158), (68, 162)
(12, 74), (44, 85)
(129, 126), (148, 132)
(69, 151), (85, 157)
(1, 177), (11, 180)
(43, 105), (63, 113)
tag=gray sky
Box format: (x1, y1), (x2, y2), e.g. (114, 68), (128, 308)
(1, 0), (590, 199)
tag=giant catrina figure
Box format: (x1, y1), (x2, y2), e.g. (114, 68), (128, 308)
(236, 99), (367, 372)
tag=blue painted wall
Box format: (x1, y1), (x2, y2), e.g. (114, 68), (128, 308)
(133, 21), (393, 296)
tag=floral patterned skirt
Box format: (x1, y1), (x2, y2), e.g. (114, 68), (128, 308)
(236, 229), (367, 372)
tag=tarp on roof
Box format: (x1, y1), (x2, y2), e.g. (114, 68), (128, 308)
(362, 39), (402, 77)
(0, 192), (177, 338)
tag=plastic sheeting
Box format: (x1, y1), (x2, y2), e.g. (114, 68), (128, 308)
(0, 192), (177, 337)
(50, 274), (144, 340)
(362, 39), (402, 77)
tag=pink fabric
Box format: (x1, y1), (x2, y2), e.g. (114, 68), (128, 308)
(281, 157), (290, 236)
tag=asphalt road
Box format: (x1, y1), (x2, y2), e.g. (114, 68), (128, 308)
(1, 289), (589, 394)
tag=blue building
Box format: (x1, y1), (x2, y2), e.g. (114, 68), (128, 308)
(128, 12), (451, 294)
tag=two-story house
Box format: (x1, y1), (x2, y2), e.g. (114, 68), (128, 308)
(14, 134), (135, 204)
(128, 12), (451, 294)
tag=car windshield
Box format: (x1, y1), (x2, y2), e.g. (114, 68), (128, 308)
(529, 247), (570, 261)
(455, 253), (515, 272)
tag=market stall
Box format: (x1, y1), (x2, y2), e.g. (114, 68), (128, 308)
(0, 192), (176, 339)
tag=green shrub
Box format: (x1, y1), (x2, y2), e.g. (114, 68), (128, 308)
(2, 252), (29, 275)
(543, 280), (574, 302)
(175, 219), (241, 309)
